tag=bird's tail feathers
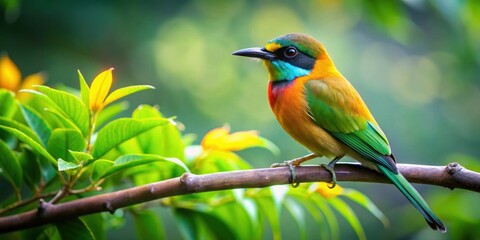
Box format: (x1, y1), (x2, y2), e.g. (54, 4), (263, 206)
(378, 165), (447, 233)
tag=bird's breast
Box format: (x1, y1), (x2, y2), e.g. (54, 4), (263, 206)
(267, 78), (345, 158)
(267, 80), (289, 108)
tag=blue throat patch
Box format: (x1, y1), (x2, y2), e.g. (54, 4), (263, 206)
(269, 60), (311, 81)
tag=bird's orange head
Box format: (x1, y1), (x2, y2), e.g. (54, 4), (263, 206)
(233, 33), (333, 82)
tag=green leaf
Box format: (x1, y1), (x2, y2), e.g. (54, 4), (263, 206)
(81, 214), (105, 240)
(257, 136), (281, 155)
(133, 105), (185, 159)
(102, 210), (125, 229)
(174, 208), (202, 240)
(115, 137), (144, 155)
(308, 187), (339, 240)
(133, 210), (165, 240)
(342, 189), (390, 227)
(271, 185), (289, 210)
(103, 85), (155, 107)
(91, 118), (172, 159)
(0, 89), (17, 118)
(291, 194), (330, 240)
(0, 116), (43, 145)
(241, 197), (263, 239)
(0, 139), (22, 192)
(69, 150), (93, 163)
(58, 158), (81, 171)
(19, 104), (52, 147)
(312, 198), (338, 240)
(78, 70), (90, 109)
(284, 197), (307, 240)
(56, 218), (95, 240)
(0, 125), (56, 165)
(90, 159), (114, 182)
(29, 85), (89, 136)
(174, 208), (236, 240)
(254, 187), (287, 240)
(43, 107), (79, 131)
(130, 168), (163, 186)
(18, 146), (42, 191)
(95, 101), (129, 131)
(328, 197), (366, 240)
(47, 128), (86, 163)
(210, 199), (258, 240)
(98, 154), (189, 180)
(22, 225), (60, 240)
(195, 150), (251, 174)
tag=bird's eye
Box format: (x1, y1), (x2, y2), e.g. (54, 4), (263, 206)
(284, 47), (298, 58)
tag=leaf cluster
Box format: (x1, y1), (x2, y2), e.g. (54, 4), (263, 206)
(0, 68), (387, 239)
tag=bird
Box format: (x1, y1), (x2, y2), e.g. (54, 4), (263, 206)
(232, 33), (446, 232)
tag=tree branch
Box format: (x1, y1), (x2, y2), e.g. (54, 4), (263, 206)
(1, 162), (479, 233)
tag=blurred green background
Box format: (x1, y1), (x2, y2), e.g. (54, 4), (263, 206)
(1, 0), (479, 239)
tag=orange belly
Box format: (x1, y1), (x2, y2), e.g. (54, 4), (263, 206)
(268, 79), (346, 158)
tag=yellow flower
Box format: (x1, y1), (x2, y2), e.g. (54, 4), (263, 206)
(315, 182), (343, 199)
(201, 125), (264, 152)
(0, 54), (45, 100)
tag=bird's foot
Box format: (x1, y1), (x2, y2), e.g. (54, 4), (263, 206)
(271, 160), (300, 188)
(320, 155), (344, 189)
(271, 153), (317, 188)
(320, 163), (337, 188)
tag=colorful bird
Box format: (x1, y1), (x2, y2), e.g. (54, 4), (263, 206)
(233, 33), (446, 232)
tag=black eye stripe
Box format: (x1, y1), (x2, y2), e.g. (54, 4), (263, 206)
(274, 46), (316, 70)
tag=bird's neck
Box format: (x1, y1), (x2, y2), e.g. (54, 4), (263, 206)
(309, 56), (338, 79)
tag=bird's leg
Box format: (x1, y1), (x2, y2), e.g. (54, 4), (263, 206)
(321, 155), (344, 189)
(270, 153), (317, 168)
(271, 153), (318, 188)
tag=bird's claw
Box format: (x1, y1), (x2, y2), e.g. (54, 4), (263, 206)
(271, 160), (300, 188)
(320, 155), (343, 189)
(287, 161), (300, 188)
(320, 163), (337, 189)
(271, 154), (318, 188)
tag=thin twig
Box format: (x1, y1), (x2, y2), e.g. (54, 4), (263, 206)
(48, 187), (68, 205)
(0, 192), (57, 215)
(0, 162), (479, 233)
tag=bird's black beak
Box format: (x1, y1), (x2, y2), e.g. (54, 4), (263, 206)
(232, 47), (275, 60)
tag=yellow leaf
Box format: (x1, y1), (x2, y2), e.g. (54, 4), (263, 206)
(20, 72), (45, 89)
(17, 72), (46, 101)
(89, 68), (113, 112)
(201, 126), (230, 150)
(201, 125), (263, 152)
(221, 130), (262, 151)
(0, 55), (21, 91)
(315, 182), (343, 199)
(78, 70), (90, 108)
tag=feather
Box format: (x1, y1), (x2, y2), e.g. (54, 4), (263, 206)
(304, 79), (396, 172)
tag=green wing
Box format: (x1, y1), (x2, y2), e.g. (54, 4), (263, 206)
(304, 80), (397, 173)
